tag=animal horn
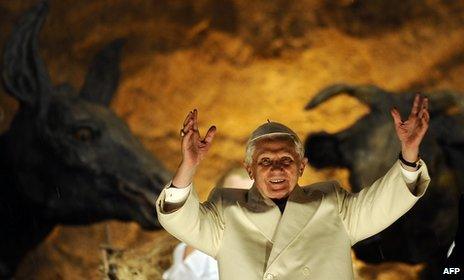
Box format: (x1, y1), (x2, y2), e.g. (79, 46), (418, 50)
(2, 1), (53, 108)
(305, 84), (391, 110)
(425, 90), (464, 114)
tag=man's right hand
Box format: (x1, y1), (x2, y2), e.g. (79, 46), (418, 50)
(181, 109), (216, 167)
(172, 109), (216, 188)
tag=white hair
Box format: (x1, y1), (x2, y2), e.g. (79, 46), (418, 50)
(244, 135), (305, 165)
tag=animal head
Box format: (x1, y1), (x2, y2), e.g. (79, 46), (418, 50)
(1, 2), (170, 229)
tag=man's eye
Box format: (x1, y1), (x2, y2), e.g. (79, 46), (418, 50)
(260, 158), (271, 166)
(281, 158), (293, 165)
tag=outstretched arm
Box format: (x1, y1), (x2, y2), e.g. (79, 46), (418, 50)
(337, 94), (431, 244)
(335, 160), (430, 244)
(155, 110), (223, 257)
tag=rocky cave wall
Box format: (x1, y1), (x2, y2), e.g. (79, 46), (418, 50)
(1, 0), (464, 279)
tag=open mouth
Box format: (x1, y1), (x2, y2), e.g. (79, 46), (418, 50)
(269, 179), (286, 184)
(117, 180), (160, 228)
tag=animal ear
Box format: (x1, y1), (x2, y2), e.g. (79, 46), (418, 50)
(305, 84), (393, 111)
(80, 39), (125, 106)
(1, 2), (53, 109)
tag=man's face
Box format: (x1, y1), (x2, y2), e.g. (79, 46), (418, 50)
(246, 137), (307, 199)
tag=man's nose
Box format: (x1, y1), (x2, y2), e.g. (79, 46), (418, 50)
(270, 161), (284, 170)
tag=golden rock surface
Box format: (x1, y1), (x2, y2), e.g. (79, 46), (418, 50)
(1, 0), (464, 279)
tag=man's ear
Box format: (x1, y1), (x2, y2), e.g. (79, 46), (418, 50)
(299, 157), (308, 176)
(243, 162), (254, 180)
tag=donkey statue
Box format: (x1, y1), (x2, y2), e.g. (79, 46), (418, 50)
(0, 2), (171, 277)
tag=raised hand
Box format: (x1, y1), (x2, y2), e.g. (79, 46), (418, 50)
(172, 109), (216, 188)
(390, 94), (429, 162)
(180, 109), (216, 167)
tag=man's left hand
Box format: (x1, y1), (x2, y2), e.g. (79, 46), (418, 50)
(390, 94), (430, 162)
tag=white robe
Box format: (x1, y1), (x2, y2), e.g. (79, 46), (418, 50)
(163, 242), (219, 280)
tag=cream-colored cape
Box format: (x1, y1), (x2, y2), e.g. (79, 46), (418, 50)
(156, 160), (430, 280)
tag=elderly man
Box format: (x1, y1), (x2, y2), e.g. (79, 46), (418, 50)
(156, 95), (431, 279)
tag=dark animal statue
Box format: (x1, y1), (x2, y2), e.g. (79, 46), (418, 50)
(0, 3), (171, 278)
(305, 84), (464, 279)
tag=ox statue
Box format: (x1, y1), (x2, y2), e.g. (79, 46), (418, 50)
(0, 2), (171, 278)
(305, 84), (464, 278)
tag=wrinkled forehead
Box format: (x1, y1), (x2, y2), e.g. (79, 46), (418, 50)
(253, 137), (298, 158)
